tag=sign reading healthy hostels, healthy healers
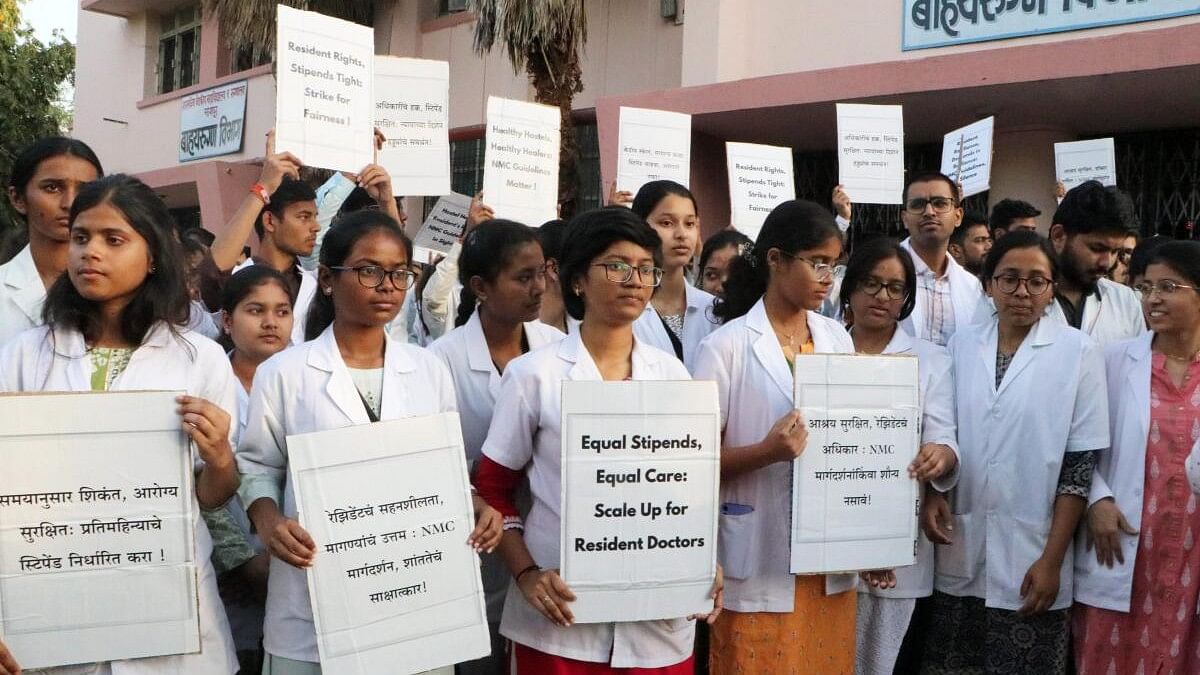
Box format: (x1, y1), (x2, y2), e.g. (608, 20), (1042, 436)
(274, 5), (375, 173)
(373, 56), (451, 197)
(481, 96), (561, 227)
(725, 141), (797, 243)
(560, 380), (720, 623)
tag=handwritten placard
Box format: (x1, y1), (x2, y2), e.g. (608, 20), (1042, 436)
(726, 142), (796, 243)
(0, 391), (197, 670)
(837, 104), (905, 205)
(374, 57), (451, 197)
(481, 96), (561, 227)
(288, 413), (489, 675)
(413, 192), (472, 264)
(560, 380), (720, 623)
(940, 116), (994, 198)
(616, 106), (692, 196)
(1055, 138), (1117, 190)
(791, 355), (920, 574)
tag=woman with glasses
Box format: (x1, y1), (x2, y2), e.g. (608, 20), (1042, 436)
(836, 238), (960, 675)
(473, 206), (722, 674)
(1076, 241), (1200, 674)
(237, 210), (503, 675)
(922, 231), (1109, 675)
(428, 219), (564, 675)
(692, 200), (856, 673)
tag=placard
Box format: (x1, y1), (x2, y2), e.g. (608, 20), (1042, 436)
(1055, 138), (1117, 190)
(0, 391), (197, 670)
(481, 96), (561, 227)
(413, 193), (472, 264)
(616, 107), (692, 196)
(374, 57), (451, 197)
(560, 381), (719, 623)
(288, 413), (489, 675)
(836, 104), (905, 205)
(791, 355), (920, 574)
(275, 4), (375, 173)
(726, 142), (796, 243)
(179, 79), (247, 162)
(940, 116), (994, 198)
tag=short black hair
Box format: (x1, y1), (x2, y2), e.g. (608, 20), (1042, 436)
(838, 237), (917, 324)
(1052, 180), (1137, 237)
(951, 211), (989, 247)
(1128, 234), (1173, 281)
(980, 229), (1058, 290)
(255, 177), (317, 239)
(698, 229), (753, 273)
(989, 199), (1041, 234)
(1146, 240), (1200, 288)
(537, 219), (566, 261)
(902, 171), (959, 205)
(560, 207), (662, 320)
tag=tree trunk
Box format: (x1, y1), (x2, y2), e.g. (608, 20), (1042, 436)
(526, 37), (583, 221)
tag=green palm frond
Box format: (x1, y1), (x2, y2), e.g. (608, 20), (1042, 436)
(469, 0), (587, 75)
(200, 0), (375, 63)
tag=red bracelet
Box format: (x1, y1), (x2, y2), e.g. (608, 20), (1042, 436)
(250, 183), (270, 206)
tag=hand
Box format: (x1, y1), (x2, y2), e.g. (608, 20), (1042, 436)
(176, 395), (234, 470)
(257, 510), (316, 569)
(1055, 181), (1067, 202)
(921, 489), (953, 545)
(831, 184), (852, 221)
(909, 443), (956, 481)
(517, 568), (576, 627)
(373, 127), (387, 152)
(859, 569), (897, 589)
(259, 130), (302, 193)
(607, 180), (633, 207)
(1086, 497), (1138, 568)
(465, 191), (495, 232)
(763, 410), (809, 463)
(689, 564), (724, 624)
(0, 638), (20, 675)
(1018, 556), (1060, 616)
(955, 182), (965, 201)
(469, 496), (503, 553)
(355, 164), (395, 206)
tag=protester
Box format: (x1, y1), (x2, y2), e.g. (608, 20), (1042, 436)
(947, 209), (991, 277)
(421, 192), (494, 340)
(1107, 232), (1138, 286)
(1128, 234), (1173, 290)
(923, 231), (1109, 674)
(535, 218), (575, 333)
(0, 136), (103, 344)
(473, 207), (721, 673)
(697, 229), (752, 298)
(989, 198), (1041, 239)
(0, 174), (240, 672)
(693, 200), (856, 673)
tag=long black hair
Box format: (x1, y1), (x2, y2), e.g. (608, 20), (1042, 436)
(218, 265), (296, 351)
(559, 207), (662, 321)
(713, 200), (841, 323)
(305, 210), (412, 341)
(630, 180), (697, 221)
(1, 137), (104, 263)
(42, 174), (190, 345)
(454, 219), (541, 328)
(838, 237), (917, 325)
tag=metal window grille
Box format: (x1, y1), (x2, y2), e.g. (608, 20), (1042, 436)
(158, 6), (202, 94)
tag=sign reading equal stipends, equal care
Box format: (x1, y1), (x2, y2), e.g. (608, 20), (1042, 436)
(560, 380), (720, 624)
(791, 354), (920, 574)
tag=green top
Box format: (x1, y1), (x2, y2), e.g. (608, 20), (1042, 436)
(88, 347), (134, 391)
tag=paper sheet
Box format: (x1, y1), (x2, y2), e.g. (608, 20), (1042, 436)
(412, 193), (473, 265)
(374, 57), (451, 197)
(837, 104), (905, 205)
(940, 117), (994, 198)
(1055, 138), (1117, 190)
(726, 141), (796, 243)
(616, 106), (692, 196)
(481, 96), (561, 227)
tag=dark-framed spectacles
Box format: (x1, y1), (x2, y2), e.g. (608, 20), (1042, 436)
(991, 273), (1052, 296)
(904, 197), (957, 215)
(591, 261), (663, 287)
(330, 265), (417, 290)
(859, 277), (908, 301)
(777, 250), (835, 281)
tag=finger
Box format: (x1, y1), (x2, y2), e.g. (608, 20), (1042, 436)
(266, 129), (276, 155)
(271, 538), (311, 567)
(540, 593), (570, 626)
(287, 521), (317, 551)
(1119, 515), (1140, 536)
(549, 572), (577, 602)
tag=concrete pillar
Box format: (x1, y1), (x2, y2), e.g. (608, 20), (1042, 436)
(989, 125), (1076, 233)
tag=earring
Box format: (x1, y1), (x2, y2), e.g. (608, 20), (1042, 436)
(148, 265), (156, 274)
(478, 296), (487, 304)
(323, 287), (332, 295)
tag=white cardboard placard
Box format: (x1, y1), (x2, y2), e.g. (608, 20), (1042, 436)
(374, 56), (451, 197)
(1055, 138), (1117, 190)
(412, 192), (473, 265)
(726, 141), (796, 243)
(616, 106), (692, 196)
(940, 116), (994, 198)
(482, 96), (561, 227)
(836, 104), (906, 205)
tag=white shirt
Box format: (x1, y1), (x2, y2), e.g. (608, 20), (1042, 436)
(428, 309), (564, 464)
(232, 258), (316, 345)
(482, 332), (696, 668)
(898, 239), (984, 346)
(632, 283), (719, 372)
(236, 325), (457, 663)
(1047, 277), (1147, 348)
(0, 323), (239, 675)
(420, 241), (463, 341)
(0, 245), (46, 346)
(691, 300), (857, 613)
(935, 316), (1109, 611)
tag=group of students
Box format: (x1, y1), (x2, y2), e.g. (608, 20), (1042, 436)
(0, 134), (1197, 675)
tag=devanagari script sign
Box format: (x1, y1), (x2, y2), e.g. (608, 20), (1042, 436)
(374, 56), (451, 196)
(616, 107), (692, 196)
(791, 355), (920, 574)
(940, 116), (994, 198)
(179, 80), (247, 162)
(288, 413), (489, 675)
(837, 104), (905, 205)
(0, 391), (197, 670)
(1055, 138), (1117, 190)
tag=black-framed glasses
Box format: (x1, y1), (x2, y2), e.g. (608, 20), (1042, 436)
(777, 251), (835, 281)
(330, 265), (417, 290)
(904, 197), (957, 214)
(1134, 279), (1199, 297)
(858, 277), (908, 301)
(592, 261), (663, 287)
(991, 274), (1052, 296)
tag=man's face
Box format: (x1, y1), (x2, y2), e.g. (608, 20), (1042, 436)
(1008, 217), (1039, 233)
(957, 224), (992, 274)
(901, 179), (962, 249)
(1057, 230), (1128, 289)
(267, 200), (319, 257)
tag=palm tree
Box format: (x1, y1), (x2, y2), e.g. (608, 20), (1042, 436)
(471, 0), (587, 219)
(200, 0), (375, 68)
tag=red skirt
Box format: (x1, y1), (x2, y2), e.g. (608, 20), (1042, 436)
(511, 643), (693, 675)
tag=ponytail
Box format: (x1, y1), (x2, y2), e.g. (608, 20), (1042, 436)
(453, 219), (540, 328)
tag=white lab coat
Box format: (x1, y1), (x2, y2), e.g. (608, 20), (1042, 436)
(481, 332), (696, 668)
(0, 245), (46, 346)
(935, 316), (1109, 611)
(420, 241), (463, 342)
(1045, 277), (1147, 348)
(632, 283), (719, 371)
(0, 322), (238, 675)
(235, 325), (457, 663)
(231, 259), (316, 345)
(898, 239), (985, 344)
(691, 299), (857, 612)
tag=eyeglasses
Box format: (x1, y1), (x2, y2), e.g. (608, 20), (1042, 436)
(858, 277), (908, 300)
(592, 261), (663, 287)
(330, 265), (417, 290)
(777, 251), (835, 281)
(1134, 279), (1199, 297)
(991, 274), (1053, 296)
(904, 197), (957, 215)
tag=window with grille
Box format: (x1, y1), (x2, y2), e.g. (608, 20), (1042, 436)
(158, 6), (202, 94)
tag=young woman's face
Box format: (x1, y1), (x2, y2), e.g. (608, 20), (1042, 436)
(11, 155), (101, 245)
(646, 194), (699, 272)
(769, 235), (842, 312)
(700, 243), (739, 297)
(848, 256), (908, 333)
(322, 230), (411, 329)
(1140, 262), (1200, 336)
(577, 240), (657, 326)
(68, 202), (153, 309)
(476, 241), (546, 325)
(986, 246), (1056, 330)
(224, 281), (293, 364)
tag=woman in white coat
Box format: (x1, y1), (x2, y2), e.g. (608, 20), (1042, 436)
(692, 200), (857, 674)
(473, 207), (721, 674)
(0, 174), (239, 674)
(922, 230), (1109, 675)
(235, 211), (503, 675)
(429, 219), (564, 674)
(629, 181), (719, 371)
(1075, 240), (1200, 674)
(836, 238), (960, 675)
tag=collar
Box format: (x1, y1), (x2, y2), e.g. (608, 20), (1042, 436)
(306, 324), (415, 375)
(555, 330), (657, 380)
(901, 238), (954, 280)
(3, 245), (40, 288)
(882, 326), (915, 355)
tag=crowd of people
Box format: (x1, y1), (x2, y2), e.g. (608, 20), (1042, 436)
(0, 131), (1197, 675)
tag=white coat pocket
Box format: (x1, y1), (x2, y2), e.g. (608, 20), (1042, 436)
(718, 505), (756, 580)
(935, 511), (982, 579)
